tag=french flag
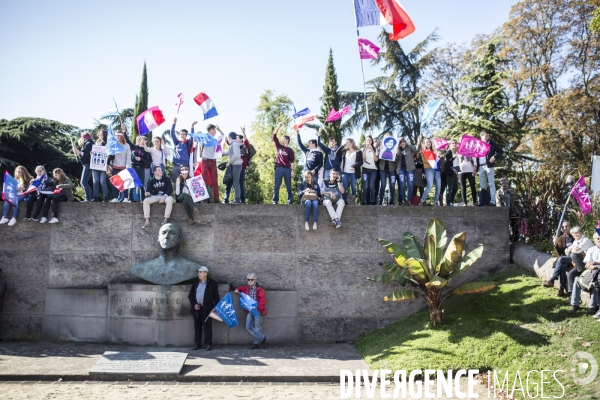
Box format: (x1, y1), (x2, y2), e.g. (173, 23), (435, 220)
(194, 92), (219, 120)
(136, 106), (166, 136)
(354, 0), (415, 40)
(23, 174), (47, 195)
(292, 107), (315, 129)
(108, 168), (143, 192)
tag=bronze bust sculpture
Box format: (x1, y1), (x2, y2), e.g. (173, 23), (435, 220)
(129, 223), (205, 285)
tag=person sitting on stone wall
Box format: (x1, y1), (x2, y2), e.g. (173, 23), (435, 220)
(174, 166), (199, 225)
(234, 273), (267, 349)
(142, 165), (174, 228)
(568, 231), (600, 316)
(321, 167), (345, 228)
(544, 226), (593, 297)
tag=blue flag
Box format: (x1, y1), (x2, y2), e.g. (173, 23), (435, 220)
(190, 132), (218, 147)
(421, 99), (443, 128)
(2, 171), (19, 207)
(106, 125), (126, 155)
(293, 107), (311, 119)
(208, 293), (238, 328)
(240, 292), (259, 317)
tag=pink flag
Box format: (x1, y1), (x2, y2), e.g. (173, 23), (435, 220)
(325, 105), (350, 122)
(175, 93), (184, 114)
(358, 38), (380, 59)
(571, 175), (592, 215)
(456, 134), (491, 158)
(432, 138), (449, 151)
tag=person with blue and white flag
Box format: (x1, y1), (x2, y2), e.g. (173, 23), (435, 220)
(234, 273), (267, 349)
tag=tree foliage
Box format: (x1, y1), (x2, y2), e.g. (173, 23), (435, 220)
(0, 117), (81, 182)
(131, 62), (149, 142)
(317, 49), (342, 143)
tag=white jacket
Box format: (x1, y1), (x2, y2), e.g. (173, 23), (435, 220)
(566, 235), (594, 255)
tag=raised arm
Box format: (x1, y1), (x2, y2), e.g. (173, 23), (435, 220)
(295, 128), (309, 153)
(170, 117), (179, 145)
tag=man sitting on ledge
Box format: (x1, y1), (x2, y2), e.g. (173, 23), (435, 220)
(142, 165), (174, 228)
(568, 231), (600, 316)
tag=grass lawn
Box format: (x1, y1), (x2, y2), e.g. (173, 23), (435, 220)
(356, 266), (600, 399)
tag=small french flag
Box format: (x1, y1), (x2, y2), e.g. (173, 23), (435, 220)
(193, 92), (219, 120)
(136, 106), (166, 136)
(108, 168), (143, 192)
(292, 107), (315, 130)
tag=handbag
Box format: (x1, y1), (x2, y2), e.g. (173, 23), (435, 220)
(223, 165), (233, 185)
(302, 192), (318, 201)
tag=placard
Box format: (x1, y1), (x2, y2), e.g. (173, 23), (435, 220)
(90, 145), (108, 171)
(379, 136), (398, 161)
(186, 175), (210, 202)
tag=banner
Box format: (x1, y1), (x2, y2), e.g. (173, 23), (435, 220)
(2, 171), (18, 207)
(358, 37), (380, 59)
(186, 175), (210, 202)
(571, 175), (592, 215)
(106, 126), (126, 155)
(214, 136), (224, 160)
(209, 293), (238, 328)
(421, 99), (443, 127)
(90, 145), (108, 171)
(240, 292), (259, 317)
(456, 134), (490, 158)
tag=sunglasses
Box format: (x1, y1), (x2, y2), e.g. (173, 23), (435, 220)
(247, 279), (255, 281)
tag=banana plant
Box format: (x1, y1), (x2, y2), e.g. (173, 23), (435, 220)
(370, 217), (496, 326)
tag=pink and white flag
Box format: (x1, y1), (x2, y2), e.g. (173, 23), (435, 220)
(571, 175), (592, 215)
(175, 93), (184, 114)
(358, 38), (380, 59)
(456, 134), (491, 158)
(325, 105), (350, 122)
(432, 138), (449, 151)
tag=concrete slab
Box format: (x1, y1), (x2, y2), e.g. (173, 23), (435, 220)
(0, 341), (369, 382)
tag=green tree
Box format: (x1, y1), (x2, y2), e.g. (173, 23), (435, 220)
(317, 49), (342, 143)
(0, 117), (81, 183)
(131, 62), (149, 142)
(248, 90), (302, 204)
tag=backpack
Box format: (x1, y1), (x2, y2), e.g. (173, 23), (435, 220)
(239, 145), (247, 158)
(579, 268), (600, 292)
(248, 144), (257, 161)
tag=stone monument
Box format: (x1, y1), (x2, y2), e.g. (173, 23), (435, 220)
(129, 223), (205, 285)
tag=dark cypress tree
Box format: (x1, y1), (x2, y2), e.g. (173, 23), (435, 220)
(318, 49), (342, 144)
(131, 62), (149, 141)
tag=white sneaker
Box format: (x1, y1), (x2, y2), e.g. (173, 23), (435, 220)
(110, 199), (119, 203)
(0, 217), (8, 224)
(7, 218), (17, 226)
(313, 222), (317, 230)
(122, 198), (130, 203)
(49, 217), (59, 224)
(40, 217), (47, 223)
(305, 222), (309, 231)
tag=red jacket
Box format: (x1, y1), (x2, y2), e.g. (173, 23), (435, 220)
(242, 140), (250, 169)
(235, 284), (267, 316)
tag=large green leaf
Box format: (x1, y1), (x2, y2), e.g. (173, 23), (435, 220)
(380, 262), (403, 275)
(437, 232), (467, 278)
(425, 275), (448, 291)
(406, 258), (431, 285)
(403, 232), (424, 260)
(378, 239), (410, 267)
(423, 218), (447, 267)
(447, 245), (484, 280)
(447, 282), (496, 296)
(384, 290), (422, 302)
(369, 273), (396, 284)
(424, 234), (437, 276)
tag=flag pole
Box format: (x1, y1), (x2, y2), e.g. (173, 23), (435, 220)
(113, 98), (124, 127)
(555, 193), (572, 238)
(351, 1), (371, 130)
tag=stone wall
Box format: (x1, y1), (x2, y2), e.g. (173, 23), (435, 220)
(0, 202), (509, 343)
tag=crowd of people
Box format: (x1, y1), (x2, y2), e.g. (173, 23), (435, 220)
(545, 221), (600, 320)
(1, 124), (514, 232)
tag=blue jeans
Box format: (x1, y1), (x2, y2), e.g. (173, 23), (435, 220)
(80, 165), (93, 201)
(571, 276), (600, 307)
(273, 166), (292, 204)
(478, 165), (496, 204)
(342, 172), (357, 196)
(92, 169), (108, 199)
(246, 312), (265, 344)
(226, 169), (247, 203)
(303, 199), (319, 222)
(3, 196), (25, 218)
(361, 169), (378, 204)
(397, 167), (414, 204)
(420, 168), (438, 203)
(379, 170), (396, 205)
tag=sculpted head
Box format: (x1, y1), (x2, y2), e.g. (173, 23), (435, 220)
(158, 223), (183, 250)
